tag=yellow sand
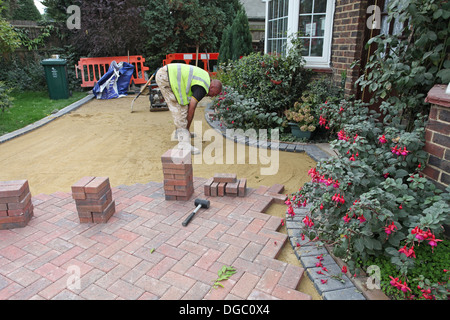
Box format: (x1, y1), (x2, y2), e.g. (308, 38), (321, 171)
(0, 94), (321, 299)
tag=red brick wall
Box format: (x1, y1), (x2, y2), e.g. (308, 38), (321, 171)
(330, 0), (369, 96)
(423, 85), (450, 190)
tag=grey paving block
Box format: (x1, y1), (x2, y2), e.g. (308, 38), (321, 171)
(308, 264), (354, 293)
(323, 287), (366, 300)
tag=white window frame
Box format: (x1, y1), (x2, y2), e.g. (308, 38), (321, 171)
(264, 0), (335, 68)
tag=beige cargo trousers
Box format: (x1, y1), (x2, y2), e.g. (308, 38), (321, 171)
(155, 65), (198, 154)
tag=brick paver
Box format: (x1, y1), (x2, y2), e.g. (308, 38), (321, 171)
(0, 178), (311, 300)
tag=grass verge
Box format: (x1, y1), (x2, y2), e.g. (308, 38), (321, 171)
(0, 91), (88, 136)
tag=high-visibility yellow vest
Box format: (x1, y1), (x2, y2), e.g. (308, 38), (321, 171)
(168, 63), (210, 106)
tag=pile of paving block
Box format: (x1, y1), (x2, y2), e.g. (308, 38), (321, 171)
(0, 180), (34, 230)
(204, 173), (247, 197)
(71, 176), (116, 223)
(161, 149), (194, 201)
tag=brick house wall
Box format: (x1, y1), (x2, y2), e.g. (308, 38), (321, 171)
(423, 85), (450, 191)
(329, 0), (369, 96)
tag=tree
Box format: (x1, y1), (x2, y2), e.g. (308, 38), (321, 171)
(142, 0), (242, 70)
(69, 0), (146, 57)
(220, 9), (253, 62)
(218, 24), (232, 63)
(42, 0), (79, 22)
(0, 1), (20, 53)
(11, 0), (41, 21)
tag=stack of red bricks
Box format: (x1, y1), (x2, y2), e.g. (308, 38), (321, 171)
(161, 149), (193, 201)
(0, 180), (34, 230)
(71, 177), (115, 223)
(204, 173), (247, 197)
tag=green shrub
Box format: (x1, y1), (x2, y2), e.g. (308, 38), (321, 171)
(0, 57), (47, 91)
(214, 86), (284, 132)
(0, 81), (13, 112)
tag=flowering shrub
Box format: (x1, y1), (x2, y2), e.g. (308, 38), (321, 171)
(286, 98), (450, 299)
(284, 101), (317, 132)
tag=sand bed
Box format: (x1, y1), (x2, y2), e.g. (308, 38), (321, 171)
(0, 94), (321, 299)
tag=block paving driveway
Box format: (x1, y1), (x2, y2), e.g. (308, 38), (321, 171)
(0, 178), (311, 300)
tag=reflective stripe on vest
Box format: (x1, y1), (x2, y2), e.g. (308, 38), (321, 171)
(168, 64), (210, 106)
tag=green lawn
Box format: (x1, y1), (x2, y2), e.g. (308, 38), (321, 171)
(0, 91), (88, 136)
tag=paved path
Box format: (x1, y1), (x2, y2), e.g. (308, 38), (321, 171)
(0, 178), (311, 300)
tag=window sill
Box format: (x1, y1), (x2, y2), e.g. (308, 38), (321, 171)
(306, 66), (333, 74)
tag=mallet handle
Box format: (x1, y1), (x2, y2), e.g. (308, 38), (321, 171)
(182, 204), (202, 227)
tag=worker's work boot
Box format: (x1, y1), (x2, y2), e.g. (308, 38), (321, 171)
(176, 128), (200, 155)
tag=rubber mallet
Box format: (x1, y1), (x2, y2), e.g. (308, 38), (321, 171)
(182, 199), (210, 227)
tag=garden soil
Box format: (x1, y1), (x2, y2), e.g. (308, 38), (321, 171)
(0, 95), (321, 299)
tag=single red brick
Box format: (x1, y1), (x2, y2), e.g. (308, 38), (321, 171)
(218, 182), (226, 197)
(165, 195), (177, 201)
(422, 166), (440, 180)
(164, 179), (191, 186)
(161, 163), (192, 170)
(165, 190), (192, 197)
(225, 181), (239, 195)
(204, 178), (213, 196)
(0, 210), (8, 217)
(161, 149), (192, 165)
(162, 168), (192, 175)
(176, 195), (192, 201)
(267, 184), (284, 194)
(8, 200), (33, 217)
(85, 184), (111, 200)
(175, 184), (194, 192)
(164, 185), (175, 191)
(84, 177), (110, 194)
(238, 179), (247, 197)
(92, 201), (115, 223)
(163, 173), (176, 180)
(72, 192), (86, 200)
(0, 203), (7, 211)
(424, 142), (445, 158)
(79, 216), (93, 224)
(210, 182), (219, 197)
(0, 192), (27, 204)
(213, 173), (237, 183)
(7, 192), (32, 210)
(71, 176), (95, 194)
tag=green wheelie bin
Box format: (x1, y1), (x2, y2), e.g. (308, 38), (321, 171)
(41, 58), (70, 100)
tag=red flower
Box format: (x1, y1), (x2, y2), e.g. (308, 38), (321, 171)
(389, 276), (411, 293)
(341, 265), (348, 273)
(427, 234), (442, 249)
(302, 215), (314, 228)
(378, 135), (387, 144)
(357, 214), (366, 224)
(342, 213), (351, 223)
(321, 279), (328, 284)
(384, 221), (397, 235)
(398, 245), (416, 258)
